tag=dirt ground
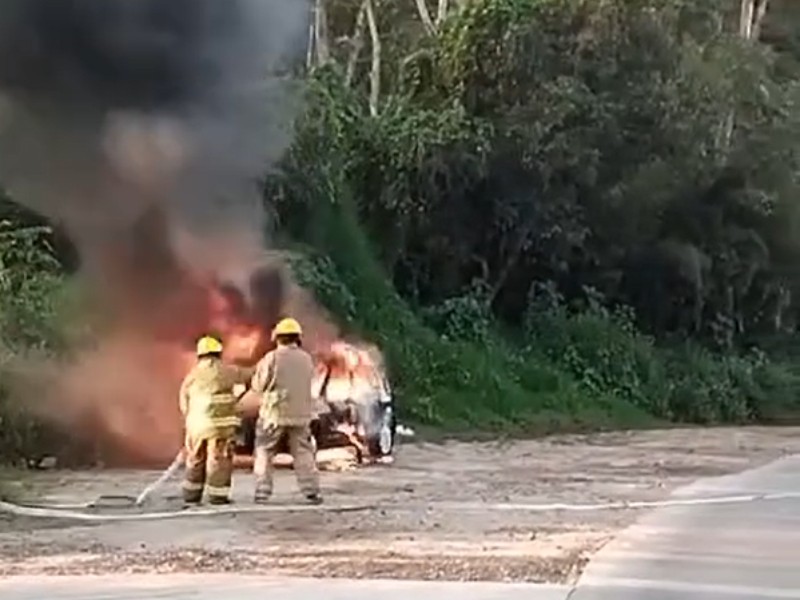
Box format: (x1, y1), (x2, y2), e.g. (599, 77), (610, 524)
(1, 426), (799, 584)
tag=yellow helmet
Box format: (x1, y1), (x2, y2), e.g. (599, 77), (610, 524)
(196, 335), (223, 357)
(272, 317), (302, 341)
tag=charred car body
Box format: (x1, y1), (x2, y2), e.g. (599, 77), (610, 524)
(235, 342), (397, 462)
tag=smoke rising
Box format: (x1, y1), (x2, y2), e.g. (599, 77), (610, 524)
(0, 0), (310, 250)
(0, 0), (323, 465)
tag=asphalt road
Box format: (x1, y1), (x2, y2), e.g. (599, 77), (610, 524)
(573, 454), (800, 599)
(0, 576), (571, 600)
(2, 454), (798, 599)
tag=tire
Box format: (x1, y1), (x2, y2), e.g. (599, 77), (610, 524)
(236, 416), (257, 455)
(367, 404), (396, 458)
(310, 426), (319, 458)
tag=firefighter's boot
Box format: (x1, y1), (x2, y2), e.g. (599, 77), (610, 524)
(254, 487), (271, 504)
(305, 493), (323, 505)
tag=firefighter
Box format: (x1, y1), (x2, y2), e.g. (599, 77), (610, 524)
(179, 335), (253, 505)
(251, 317), (322, 505)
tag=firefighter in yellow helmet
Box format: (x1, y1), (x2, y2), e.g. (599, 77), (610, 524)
(250, 317), (322, 504)
(179, 335), (254, 505)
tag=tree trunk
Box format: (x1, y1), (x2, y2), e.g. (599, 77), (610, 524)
(305, 21), (315, 69)
(739, 0), (756, 38)
(752, 0), (770, 40)
(489, 221), (537, 305)
(414, 0), (437, 35)
(719, 0), (771, 155)
(415, 0), (452, 35)
(346, 0), (369, 87)
(314, 0), (331, 66)
(366, 0), (381, 117)
(739, 0), (769, 40)
(436, 0), (450, 26)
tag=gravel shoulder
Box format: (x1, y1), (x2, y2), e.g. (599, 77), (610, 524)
(1, 426), (799, 584)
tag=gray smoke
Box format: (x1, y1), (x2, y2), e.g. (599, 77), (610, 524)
(0, 0), (316, 465)
(0, 0), (312, 279)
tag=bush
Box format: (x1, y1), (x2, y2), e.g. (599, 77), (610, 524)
(421, 283), (493, 343)
(746, 359), (800, 423)
(524, 285), (796, 426)
(0, 208), (83, 464)
(0, 273), (73, 465)
(288, 250), (358, 324)
(662, 345), (750, 424)
(526, 298), (672, 419)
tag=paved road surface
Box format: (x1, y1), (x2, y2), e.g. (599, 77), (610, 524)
(573, 454), (800, 599)
(0, 575), (570, 599)
(2, 455), (798, 599)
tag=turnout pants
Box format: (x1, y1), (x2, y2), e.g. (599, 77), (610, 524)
(253, 421), (320, 500)
(183, 434), (235, 504)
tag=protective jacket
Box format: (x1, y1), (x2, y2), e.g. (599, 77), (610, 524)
(251, 345), (315, 426)
(179, 357), (253, 440)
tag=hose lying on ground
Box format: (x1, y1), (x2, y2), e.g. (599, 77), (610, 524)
(435, 491), (800, 512)
(1, 491), (798, 523)
(0, 499), (375, 521)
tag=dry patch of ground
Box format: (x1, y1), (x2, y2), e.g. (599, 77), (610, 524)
(1, 426), (798, 584)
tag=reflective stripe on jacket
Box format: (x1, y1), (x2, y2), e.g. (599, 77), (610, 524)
(179, 357), (253, 440)
(184, 392), (241, 438)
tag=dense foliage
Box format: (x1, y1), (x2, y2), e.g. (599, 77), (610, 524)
(0, 192), (76, 463)
(272, 0), (800, 426)
(2, 0), (800, 463)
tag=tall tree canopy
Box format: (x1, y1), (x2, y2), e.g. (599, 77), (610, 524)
(272, 0), (800, 351)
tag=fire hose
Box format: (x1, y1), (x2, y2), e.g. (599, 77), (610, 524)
(0, 410), (381, 517)
(0, 433), (371, 517)
(1, 439), (374, 520)
(135, 449), (185, 506)
(1, 491), (798, 523)
(0, 497), (375, 521)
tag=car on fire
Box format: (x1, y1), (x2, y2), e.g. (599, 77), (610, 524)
(235, 342), (397, 463)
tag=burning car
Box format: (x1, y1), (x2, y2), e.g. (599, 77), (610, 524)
(235, 341), (397, 463)
(165, 259), (397, 465)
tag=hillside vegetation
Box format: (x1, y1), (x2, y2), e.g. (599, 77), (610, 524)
(3, 0), (800, 463)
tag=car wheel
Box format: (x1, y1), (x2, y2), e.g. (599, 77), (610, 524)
(236, 416), (257, 455)
(309, 420), (321, 458)
(367, 405), (396, 457)
(310, 431), (318, 457)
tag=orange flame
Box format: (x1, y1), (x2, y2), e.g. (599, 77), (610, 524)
(40, 232), (384, 467)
